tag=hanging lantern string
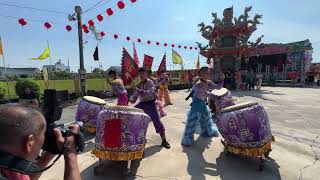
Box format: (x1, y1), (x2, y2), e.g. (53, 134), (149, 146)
(91, 30), (199, 51)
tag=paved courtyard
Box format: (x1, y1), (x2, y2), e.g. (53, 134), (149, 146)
(41, 87), (320, 180)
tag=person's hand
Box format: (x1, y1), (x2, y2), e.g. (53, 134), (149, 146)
(220, 73), (225, 81)
(129, 99), (136, 104)
(54, 125), (80, 155)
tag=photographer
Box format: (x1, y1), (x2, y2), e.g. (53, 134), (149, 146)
(0, 104), (80, 180)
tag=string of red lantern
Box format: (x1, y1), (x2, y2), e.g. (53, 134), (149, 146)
(16, 0), (138, 31)
(91, 31), (198, 51)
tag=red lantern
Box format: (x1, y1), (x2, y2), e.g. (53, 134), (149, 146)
(178, 45), (181, 48)
(82, 24), (88, 30)
(65, 25), (72, 32)
(106, 8), (114, 16)
(137, 38), (141, 43)
(147, 40), (151, 45)
(44, 22), (52, 29)
(97, 14), (104, 22)
(88, 20), (94, 27)
(156, 42), (159, 46)
(126, 36), (130, 41)
(184, 46), (187, 49)
(18, 18), (27, 26)
(164, 43), (167, 47)
(171, 44), (175, 48)
(100, 31), (105, 37)
(117, 1), (125, 9)
(190, 47), (193, 50)
(114, 34), (118, 39)
(130, 0), (137, 3)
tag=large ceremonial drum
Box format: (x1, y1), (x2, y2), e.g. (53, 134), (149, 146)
(210, 88), (235, 114)
(217, 101), (274, 157)
(75, 96), (106, 133)
(92, 105), (151, 161)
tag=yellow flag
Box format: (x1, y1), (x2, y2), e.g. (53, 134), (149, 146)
(172, 49), (183, 65)
(196, 54), (200, 70)
(32, 47), (50, 60)
(0, 37), (3, 56)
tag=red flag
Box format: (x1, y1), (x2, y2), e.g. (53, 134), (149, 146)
(157, 53), (167, 75)
(121, 48), (138, 85)
(133, 42), (139, 66)
(143, 54), (154, 69)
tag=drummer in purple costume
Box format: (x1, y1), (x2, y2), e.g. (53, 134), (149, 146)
(182, 67), (225, 146)
(130, 67), (170, 149)
(106, 70), (129, 106)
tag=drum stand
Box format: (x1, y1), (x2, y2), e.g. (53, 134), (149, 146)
(221, 140), (270, 171)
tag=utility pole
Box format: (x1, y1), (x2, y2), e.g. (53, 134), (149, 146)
(75, 6), (86, 96)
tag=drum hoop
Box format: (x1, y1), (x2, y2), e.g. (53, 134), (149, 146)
(83, 96), (106, 105)
(105, 105), (144, 113)
(211, 88), (228, 97)
(220, 101), (258, 113)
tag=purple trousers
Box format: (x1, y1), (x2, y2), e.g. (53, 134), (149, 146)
(135, 100), (165, 134)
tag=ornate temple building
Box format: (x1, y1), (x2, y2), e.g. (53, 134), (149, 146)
(197, 6), (313, 88)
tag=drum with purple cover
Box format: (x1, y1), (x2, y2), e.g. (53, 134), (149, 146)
(75, 96), (106, 133)
(217, 101), (274, 159)
(92, 105), (151, 163)
(210, 88), (235, 115)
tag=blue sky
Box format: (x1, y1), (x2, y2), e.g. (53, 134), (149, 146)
(0, 0), (319, 72)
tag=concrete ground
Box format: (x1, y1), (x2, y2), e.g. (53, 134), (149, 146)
(41, 87), (320, 180)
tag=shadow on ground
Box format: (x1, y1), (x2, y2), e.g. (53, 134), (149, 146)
(183, 137), (281, 180)
(231, 89), (286, 102)
(80, 144), (162, 179)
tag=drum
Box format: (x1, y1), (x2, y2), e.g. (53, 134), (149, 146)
(210, 88), (235, 115)
(75, 96), (106, 133)
(217, 101), (274, 157)
(92, 105), (151, 161)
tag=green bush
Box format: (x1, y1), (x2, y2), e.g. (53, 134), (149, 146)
(15, 79), (41, 99)
(0, 85), (5, 100)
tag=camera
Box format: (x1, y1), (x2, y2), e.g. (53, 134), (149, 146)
(42, 89), (85, 154)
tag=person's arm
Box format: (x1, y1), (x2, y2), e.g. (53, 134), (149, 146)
(55, 127), (81, 180)
(208, 80), (224, 90)
(130, 82), (140, 103)
(63, 153), (80, 180)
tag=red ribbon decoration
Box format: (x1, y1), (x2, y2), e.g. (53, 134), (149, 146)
(18, 18), (27, 26)
(117, 1), (125, 9)
(106, 8), (114, 16)
(65, 25), (72, 32)
(44, 22), (52, 29)
(88, 20), (94, 27)
(97, 14), (104, 22)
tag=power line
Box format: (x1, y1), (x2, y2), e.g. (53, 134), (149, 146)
(82, 0), (114, 14)
(0, 2), (68, 14)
